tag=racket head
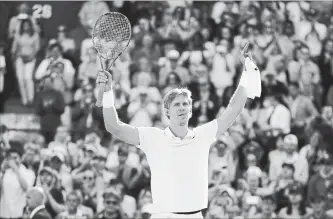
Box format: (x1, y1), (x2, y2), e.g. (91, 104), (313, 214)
(92, 12), (131, 60)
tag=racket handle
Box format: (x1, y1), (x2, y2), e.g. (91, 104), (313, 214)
(96, 83), (106, 107)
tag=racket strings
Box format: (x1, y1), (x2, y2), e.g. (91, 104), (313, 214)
(93, 13), (131, 60)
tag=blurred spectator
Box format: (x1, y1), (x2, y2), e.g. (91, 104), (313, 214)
(0, 145), (36, 218)
(78, 47), (100, 81)
(78, 0), (110, 31)
(35, 40), (75, 90)
(278, 182), (313, 219)
(158, 49), (190, 86)
(11, 18), (40, 106)
(269, 134), (309, 184)
(8, 3), (39, 40)
(57, 25), (76, 57)
(0, 44), (6, 112)
(25, 187), (52, 219)
(34, 76), (65, 144)
(56, 192), (87, 219)
(288, 82), (319, 146)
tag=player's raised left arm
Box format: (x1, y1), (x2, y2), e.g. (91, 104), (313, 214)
(216, 42), (262, 138)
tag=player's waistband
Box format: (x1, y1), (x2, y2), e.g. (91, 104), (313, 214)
(172, 210), (202, 215)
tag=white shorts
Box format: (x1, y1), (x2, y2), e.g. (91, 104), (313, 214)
(150, 211), (203, 219)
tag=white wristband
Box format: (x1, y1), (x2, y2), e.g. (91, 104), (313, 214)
(102, 90), (115, 108)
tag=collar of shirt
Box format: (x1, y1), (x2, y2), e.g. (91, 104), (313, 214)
(29, 205), (46, 218)
(164, 127), (195, 141)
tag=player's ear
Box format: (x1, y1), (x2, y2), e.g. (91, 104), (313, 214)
(164, 108), (169, 117)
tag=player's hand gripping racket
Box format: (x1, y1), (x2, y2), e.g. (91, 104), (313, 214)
(92, 12), (131, 107)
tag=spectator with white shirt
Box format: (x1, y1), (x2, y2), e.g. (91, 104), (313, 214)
(0, 144), (36, 219)
(35, 40), (75, 90)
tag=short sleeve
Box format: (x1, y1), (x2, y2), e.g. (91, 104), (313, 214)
(194, 119), (218, 146)
(137, 127), (162, 153)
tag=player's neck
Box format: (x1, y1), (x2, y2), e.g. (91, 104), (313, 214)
(169, 123), (189, 140)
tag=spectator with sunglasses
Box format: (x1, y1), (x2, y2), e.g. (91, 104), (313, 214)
(96, 187), (126, 219)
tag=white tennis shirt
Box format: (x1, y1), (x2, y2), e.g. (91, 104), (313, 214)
(137, 119), (218, 213)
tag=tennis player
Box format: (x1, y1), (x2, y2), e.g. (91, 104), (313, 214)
(96, 42), (261, 218)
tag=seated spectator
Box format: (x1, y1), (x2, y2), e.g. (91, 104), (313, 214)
(78, 46), (100, 81)
(56, 192), (87, 219)
(95, 187), (126, 219)
(256, 93), (291, 141)
(37, 166), (66, 218)
(307, 153), (333, 210)
(191, 75), (219, 126)
(252, 195), (277, 219)
(57, 25), (76, 60)
(288, 81), (319, 146)
(298, 8), (326, 58)
(158, 49), (190, 86)
(269, 134), (309, 184)
(278, 182), (313, 219)
(162, 72), (182, 96)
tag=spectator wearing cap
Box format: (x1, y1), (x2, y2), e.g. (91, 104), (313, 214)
(0, 144), (36, 219)
(206, 187), (236, 219)
(127, 85), (160, 127)
(38, 166), (65, 218)
(158, 49), (190, 87)
(278, 183), (313, 219)
(308, 153), (333, 210)
(95, 187), (126, 219)
(209, 135), (237, 183)
(26, 186), (52, 219)
(35, 40), (75, 90)
(269, 134), (309, 184)
(49, 152), (73, 193)
(298, 8), (327, 57)
(96, 179), (137, 218)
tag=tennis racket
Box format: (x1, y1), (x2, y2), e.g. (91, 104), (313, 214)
(92, 12), (131, 107)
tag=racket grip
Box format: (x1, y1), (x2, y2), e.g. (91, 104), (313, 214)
(96, 83), (106, 107)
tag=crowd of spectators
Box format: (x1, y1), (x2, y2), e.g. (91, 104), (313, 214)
(1, 1), (333, 219)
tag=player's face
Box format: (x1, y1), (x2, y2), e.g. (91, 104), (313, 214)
(168, 95), (192, 125)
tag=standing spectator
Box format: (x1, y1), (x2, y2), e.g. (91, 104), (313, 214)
(34, 76), (65, 144)
(11, 18), (40, 106)
(7, 3), (39, 40)
(26, 187), (52, 219)
(288, 82), (319, 146)
(0, 145), (36, 219)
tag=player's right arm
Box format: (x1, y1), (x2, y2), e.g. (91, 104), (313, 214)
(97, 70), (140, 146)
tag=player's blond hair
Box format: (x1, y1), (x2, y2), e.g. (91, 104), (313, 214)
(163, 88), (193, 119)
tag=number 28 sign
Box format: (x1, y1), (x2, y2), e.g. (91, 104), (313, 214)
(32, 4), (52, 19)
